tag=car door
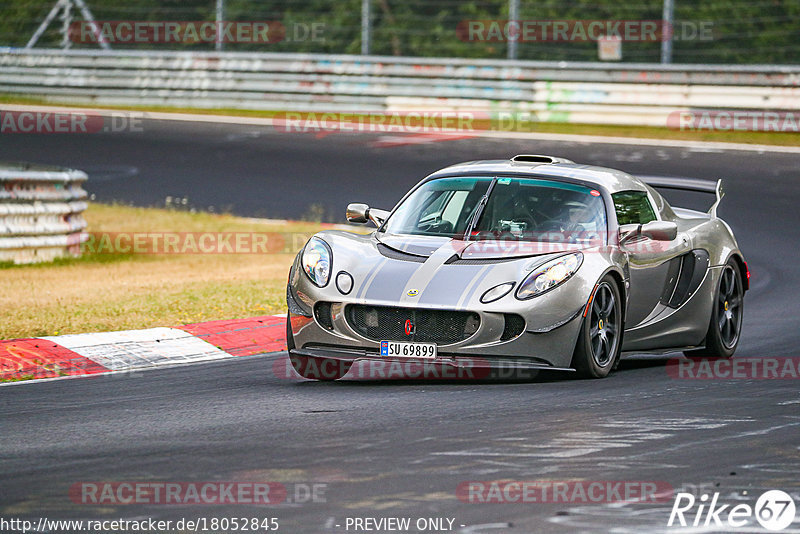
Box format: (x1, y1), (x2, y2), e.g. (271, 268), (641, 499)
(614, 190), (690, 327)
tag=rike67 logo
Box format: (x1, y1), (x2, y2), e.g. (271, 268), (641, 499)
(669, 490), (796, 531)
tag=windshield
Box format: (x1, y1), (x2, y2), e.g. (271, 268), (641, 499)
(381, 176), (607, 243)
(382, 177), (492, 237)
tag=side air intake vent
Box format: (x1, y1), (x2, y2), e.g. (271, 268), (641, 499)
(314, 302), (334, 330)
(511, 155), (574, 164)
(501, 314), (525, 341)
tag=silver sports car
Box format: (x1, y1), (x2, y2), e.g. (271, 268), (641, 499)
(286, 155), (748, 380)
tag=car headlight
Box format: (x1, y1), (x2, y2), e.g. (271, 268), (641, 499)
(516, 252), (583, 300)
(302, 237), (332, 287)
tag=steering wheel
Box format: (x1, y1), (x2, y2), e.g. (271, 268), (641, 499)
(537, 220), (588, 244)
(433, 220), (454, 234)
(538, 219), (567, 233)
(419, 217), (454, 234)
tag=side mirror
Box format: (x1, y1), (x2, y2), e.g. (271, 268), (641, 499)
(347, 203), (390, 227)
(619, 221), (678, 245)
(346, 203), (369, 224)
(642, 221), (678, 241)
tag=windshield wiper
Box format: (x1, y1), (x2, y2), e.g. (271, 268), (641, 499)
(464, 176), (498, 240)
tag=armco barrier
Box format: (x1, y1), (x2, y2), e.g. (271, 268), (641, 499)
(1, 49), (799, 128)
(0, 162), (89, 264)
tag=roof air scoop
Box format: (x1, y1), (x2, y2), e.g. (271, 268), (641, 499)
(511, 155), (574, 164)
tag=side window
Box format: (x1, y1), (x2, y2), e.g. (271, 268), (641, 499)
(612, 191), (657, 225)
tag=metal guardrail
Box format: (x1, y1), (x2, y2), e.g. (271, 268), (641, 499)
(0, 162), (88, 264)
(1, 49), (799, 128)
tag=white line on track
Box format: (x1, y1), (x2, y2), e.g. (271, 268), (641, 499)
(4, 104), (800, 154)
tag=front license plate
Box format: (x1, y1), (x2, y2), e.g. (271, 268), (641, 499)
(380, 341), (437, 359)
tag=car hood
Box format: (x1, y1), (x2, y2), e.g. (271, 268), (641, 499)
(307, 230), (595, 312)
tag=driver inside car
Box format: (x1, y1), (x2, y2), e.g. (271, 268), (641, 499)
(559, 200), (603, 243)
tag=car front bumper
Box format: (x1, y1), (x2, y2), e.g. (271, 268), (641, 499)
(287, 294), (585, 370)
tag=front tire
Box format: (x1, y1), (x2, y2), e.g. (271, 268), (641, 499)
(685, 260), (744, 359)
(571, 276), (623, 378)
(290, 355), (352, 381)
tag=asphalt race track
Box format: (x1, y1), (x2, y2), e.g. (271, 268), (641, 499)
(2, 120), (800, 533)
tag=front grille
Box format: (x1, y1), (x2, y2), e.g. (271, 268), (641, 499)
(346, 305), (480, 345)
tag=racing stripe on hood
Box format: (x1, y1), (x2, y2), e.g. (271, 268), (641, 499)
(355, 257), (388, 300)
(362, 259), (416, 302)
(399, 241), (469, 305)
(457, 264), (493, 308)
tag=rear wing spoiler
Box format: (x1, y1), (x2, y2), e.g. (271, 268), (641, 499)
(638, 175), (724, 218)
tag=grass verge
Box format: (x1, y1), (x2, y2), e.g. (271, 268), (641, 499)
(0, 203), (341, 340)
